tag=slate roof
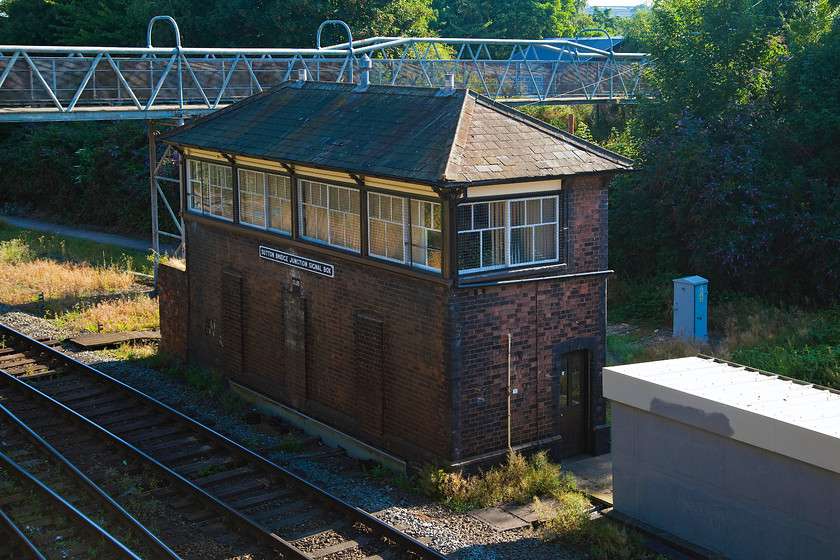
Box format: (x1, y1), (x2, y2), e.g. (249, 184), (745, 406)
(160, 80), (632, 187)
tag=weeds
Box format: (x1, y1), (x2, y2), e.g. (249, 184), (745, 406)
(0, 237), (36, 264)
(418, 451), (576, 512)
(53, 295), (159, 333)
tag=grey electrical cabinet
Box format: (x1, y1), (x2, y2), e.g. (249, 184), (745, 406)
(673, 276), (708, 342)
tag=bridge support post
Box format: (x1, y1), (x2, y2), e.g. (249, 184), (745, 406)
(149, 119), (160, 290)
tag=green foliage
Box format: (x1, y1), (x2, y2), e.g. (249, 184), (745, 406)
(431, 0), (579, 39)
(609, 0), (840, 306)
(643, 0), (786, 118)
(0, 120), (151, 236)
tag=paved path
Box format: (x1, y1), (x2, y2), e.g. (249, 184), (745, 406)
(1, 215), (178, 254)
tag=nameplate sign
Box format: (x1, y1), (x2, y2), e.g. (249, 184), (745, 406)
(259, 246), (334, 278)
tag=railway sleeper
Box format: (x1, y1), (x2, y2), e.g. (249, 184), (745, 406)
(309, 533), (376, 559)
(61, 393), (115, 410)
(44, 384), (106, 400)
(206, 478), (267, 501)
(249, 496), (310, 523)
(111, 418), (175, 438)
(140, 434), (200, 454)
(25, 372), (83, 389)
(231, 487), (296, 510)
(157, 444), (214, 464)
(276, 507), (337, 537)
(16, 367), (71, 383)
(190, 465), (253, 486)
(173, 457), (235, 477)
(84, 404), (144, 422)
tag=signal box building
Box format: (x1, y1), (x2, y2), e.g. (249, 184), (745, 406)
(159, 78), (632, 470)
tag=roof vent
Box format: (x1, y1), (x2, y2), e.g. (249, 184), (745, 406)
(354, 54), (372, 92)
(298, 69), (308, 81)
(436, 73), (456, 96)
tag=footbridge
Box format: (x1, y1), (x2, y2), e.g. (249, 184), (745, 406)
(0, 17), (650, 278)
(0, 18), (650, 122)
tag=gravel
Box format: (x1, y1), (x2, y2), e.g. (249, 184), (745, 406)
(0, 305), (582, 560)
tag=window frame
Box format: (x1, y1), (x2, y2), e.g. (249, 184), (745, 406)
(456, 194), (561, 274)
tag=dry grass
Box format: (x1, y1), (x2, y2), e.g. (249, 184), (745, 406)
(55, 295), (159, 333)
(0, 255), (137, 305)
(0, 236), (157, 333)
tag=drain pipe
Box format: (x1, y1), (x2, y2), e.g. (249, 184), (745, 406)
(507, 333), (512, 451)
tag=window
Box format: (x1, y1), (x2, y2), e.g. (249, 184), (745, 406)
(188, 160), (233, 220)
(410, 199), (442, 271)
(238, 169), (292, 234)
(457, 195), (559, 273)
(367, 193), (442, 272)
(368, 192), (407, 263)
(299, 179), (361, 252)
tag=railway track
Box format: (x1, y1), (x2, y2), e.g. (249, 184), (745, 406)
(0, 323), (448, 560)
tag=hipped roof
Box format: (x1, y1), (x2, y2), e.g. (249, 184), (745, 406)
(160, 81), (633, 187)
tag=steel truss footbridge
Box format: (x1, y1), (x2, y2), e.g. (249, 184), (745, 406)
(0, 17), (650, 278)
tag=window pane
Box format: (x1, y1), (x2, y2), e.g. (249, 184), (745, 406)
(527, 198), (541, 225)
(534, 223), (557, 261)
(386, 222), (404, 260)
(489, 201), (505, 228)
(510, 200), (525, 227)
(543, 198), (556, 222)
(474, 203), (489, 229)
(368, 192), (406, 263)
(458, 231), (481, 271)
(456, 205), (471, 231)
(267, 174), (291, 234)
(510, 227), (532, 265)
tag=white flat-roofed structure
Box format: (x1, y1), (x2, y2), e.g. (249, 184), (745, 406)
(604, 356), (840, 560)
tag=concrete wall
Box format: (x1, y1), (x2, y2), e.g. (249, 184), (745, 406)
(612, 402), (840, 560)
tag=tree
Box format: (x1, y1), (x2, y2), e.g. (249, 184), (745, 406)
(431, 0), (579, 39)
(608, 0), (840, 304)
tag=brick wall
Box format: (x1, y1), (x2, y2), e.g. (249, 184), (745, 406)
(158, 262), (188, 360)
(183, 218), (452, 462)
(450, 275), (606, 460)
(449, 176), (610, 461)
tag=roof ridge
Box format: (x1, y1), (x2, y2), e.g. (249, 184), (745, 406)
(439, 91), (473, 183)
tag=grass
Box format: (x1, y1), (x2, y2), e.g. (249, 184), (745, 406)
(0, 232), (157, 332)
(53, 295), (159, 333)
(0, 219), (154, 275)
(607, 276), (840, 391)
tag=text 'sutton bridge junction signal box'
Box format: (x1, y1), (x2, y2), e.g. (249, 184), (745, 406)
(673, 276), (708, 342)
